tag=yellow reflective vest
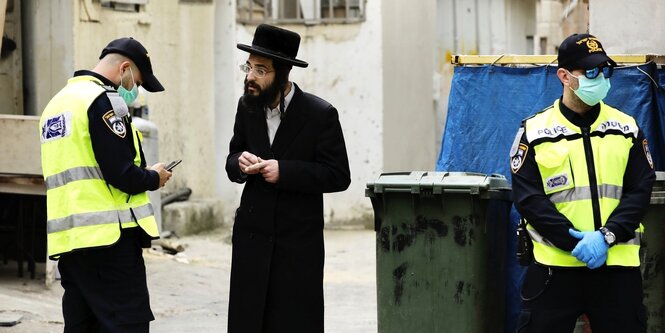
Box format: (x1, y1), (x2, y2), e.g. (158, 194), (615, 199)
(40, 75), (159, 259)
(524, 100), (642, 267)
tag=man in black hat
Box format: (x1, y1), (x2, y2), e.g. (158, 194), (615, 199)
(510, 34), (654, 332)
(226, 24), (351, 332)
(40, 37), (171, 332)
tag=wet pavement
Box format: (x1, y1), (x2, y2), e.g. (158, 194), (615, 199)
(0, 229), (377, 332)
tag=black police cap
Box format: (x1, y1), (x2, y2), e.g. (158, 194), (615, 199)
(100, 37), (164, 92)
(557, 33), (617, 70)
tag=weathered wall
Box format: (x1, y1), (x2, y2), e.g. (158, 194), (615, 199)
(21, 0), (75, 117)
(589, 0), (665, 54)
(214, 0), (239, 227)
(224, 0), (384, 226)
(76, 1), (217, 199)
(434, 0), (535, 166)
(26, 1), (217, 201)
(381, 0), (436, 173)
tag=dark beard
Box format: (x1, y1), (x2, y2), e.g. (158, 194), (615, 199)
(240, 78), (283, 113)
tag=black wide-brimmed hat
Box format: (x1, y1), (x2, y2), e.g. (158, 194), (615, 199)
(237, 24), (308, 68)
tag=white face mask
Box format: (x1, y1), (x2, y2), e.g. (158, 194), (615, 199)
(567, 70), (611, 106)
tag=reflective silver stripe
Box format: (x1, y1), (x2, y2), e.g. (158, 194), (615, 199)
(600, 184), (623, 201)
(133, 203), (155, 220)
(529, 227), (641, 247)
(47, 204), (154, 234)
(45, 166), (104, 190)
(119, 203), (154, 223)
(527, 228), (555, 247)
(118, 209), (134, 224)
(47, 210), (120, 234)
(549, 187), (590, 204)
(549, 184), (623, 204)
(623, 232), (641, 246)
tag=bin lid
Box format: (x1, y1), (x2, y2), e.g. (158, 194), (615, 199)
(651, 192), (665, 205)
(366, 171), (511, 196)
(133, 117), (158, 137)
(653, 172), (665, 192)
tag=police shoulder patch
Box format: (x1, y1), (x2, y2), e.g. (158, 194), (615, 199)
(511, 143), (529, 174)
(643, 139), (654, 169)
(102, 110), (126, 138)
(41, 112), (72, 143)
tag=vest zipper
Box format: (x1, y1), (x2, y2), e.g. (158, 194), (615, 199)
(581, 127), (602, 230)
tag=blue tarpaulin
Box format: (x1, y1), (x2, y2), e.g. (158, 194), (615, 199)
(436, 63), (665, 332)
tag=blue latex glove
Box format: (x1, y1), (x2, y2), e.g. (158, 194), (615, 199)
(569, 229), (608, 269)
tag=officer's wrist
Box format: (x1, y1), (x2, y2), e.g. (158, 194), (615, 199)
(599, 227), (617, 247)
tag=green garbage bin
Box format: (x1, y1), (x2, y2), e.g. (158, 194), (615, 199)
(641, 171), (665, 333)
(366, 171), (512, 332)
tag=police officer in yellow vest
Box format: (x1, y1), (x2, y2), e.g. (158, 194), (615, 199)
(510, 34), (655, 332)
(39, 37), (171, 333)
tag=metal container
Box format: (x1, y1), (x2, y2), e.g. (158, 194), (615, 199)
(641, 171), (665, 333)
(366, 171), (512, 332)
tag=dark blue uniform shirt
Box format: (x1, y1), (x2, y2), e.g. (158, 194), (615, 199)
(75, 70), (159, 194)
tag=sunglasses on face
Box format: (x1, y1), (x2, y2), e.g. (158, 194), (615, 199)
(583, 66), (614, 79)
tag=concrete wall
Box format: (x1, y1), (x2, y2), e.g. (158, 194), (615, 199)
(382, 0), (437, 174)
(506, 0), (536, 53)
(214, 0), (239, 226)
(24, 1), (217, 202)
(0, 0), (23, 115)
(21, 0), (74, 117)
(535, 0), (589, 55)
(560, 0), (588, 40)
(72, 1), (217, 201)
(589, 0), (665, 54)
(434, 0), (536, 164)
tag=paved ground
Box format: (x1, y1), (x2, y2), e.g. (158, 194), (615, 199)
(0, 228), (377, 332)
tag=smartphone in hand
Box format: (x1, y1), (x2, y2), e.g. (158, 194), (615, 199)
(166, 159), (182, 171)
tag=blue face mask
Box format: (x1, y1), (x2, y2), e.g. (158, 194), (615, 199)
(118, 67), (138, 106)
(568, 70), (611, 106)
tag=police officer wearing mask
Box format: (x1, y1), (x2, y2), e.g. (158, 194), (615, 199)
(40, 37), (171, 332)
(510, 34), (655, 332)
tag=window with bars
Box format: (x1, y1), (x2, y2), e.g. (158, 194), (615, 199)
(237, 0), (365, 25)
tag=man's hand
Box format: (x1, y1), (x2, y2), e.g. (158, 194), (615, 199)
(239, 151), (260, 174)
(256, 158), (279, 183)
(149, 163), (172, 188)
(569, 229), (609, 269)
(238, 153), (279, 183)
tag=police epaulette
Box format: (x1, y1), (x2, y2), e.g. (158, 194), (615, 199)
(101, 84), (116, 92)
(105, 90), (129, 118)
(521, 104), (554, 123)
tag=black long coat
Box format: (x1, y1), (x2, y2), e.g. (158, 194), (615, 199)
(225, 84), (351, 333)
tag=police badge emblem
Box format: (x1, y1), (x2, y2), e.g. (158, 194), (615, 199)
(643, 139), (654, 169)
(102, 110), (126, 138)
(511, 143), (528, 174)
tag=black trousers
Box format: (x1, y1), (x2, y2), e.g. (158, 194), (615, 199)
(58, 227), (154, 333)
(517, 263), (646, 333)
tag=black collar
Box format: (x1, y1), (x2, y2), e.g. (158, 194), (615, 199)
(558, 98), (600, 128)
(74, 70), (117, 90)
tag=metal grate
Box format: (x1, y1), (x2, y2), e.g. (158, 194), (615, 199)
(237, 0), (365, 25)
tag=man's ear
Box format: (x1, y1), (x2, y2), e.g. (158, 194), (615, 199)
(556, 68), (570, 86)
(120, 61), (131, 72)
